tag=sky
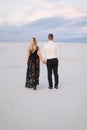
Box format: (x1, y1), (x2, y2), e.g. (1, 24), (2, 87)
(0, 0), (87, 42)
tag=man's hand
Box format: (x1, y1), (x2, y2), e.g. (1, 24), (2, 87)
(42, 60), (46, 64)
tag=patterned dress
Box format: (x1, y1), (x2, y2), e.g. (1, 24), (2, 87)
(25, 47), (40, 88)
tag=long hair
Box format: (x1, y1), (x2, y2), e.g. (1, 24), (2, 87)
(29, 37), (37, 52)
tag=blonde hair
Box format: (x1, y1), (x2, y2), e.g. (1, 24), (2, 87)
(29, 37), (37, 52)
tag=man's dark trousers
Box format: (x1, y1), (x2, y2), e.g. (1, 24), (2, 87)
(46, 58), (59, 88)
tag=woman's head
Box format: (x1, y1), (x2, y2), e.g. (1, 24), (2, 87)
(31, 37), (37, 44)
(29, 37), (37, 51)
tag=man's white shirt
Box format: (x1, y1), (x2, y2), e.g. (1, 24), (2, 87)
(43, 41), (60, 60)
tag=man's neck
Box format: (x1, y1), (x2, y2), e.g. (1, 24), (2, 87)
(49, 40), (53, 43)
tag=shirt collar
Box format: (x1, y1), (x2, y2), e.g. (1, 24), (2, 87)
(49, 40), (53, 43)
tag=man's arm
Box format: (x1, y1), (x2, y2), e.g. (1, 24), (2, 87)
(57, 45), (60, 60)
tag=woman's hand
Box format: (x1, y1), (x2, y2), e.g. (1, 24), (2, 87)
(42, 60), (46, 64)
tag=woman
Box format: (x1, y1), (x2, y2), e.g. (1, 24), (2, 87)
(25, 37), (43, 90)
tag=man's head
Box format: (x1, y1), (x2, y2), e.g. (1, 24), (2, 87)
(48, 34), (53, 40)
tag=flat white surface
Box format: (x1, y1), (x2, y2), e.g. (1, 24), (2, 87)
(0, 42), (87, 130)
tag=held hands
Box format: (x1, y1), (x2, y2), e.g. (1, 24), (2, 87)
(42, 60), (46, 64)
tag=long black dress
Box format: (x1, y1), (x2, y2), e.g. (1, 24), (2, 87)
(25, 47), (40, 89)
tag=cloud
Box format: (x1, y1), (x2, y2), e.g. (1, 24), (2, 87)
(0, 15), (87, 42)
(0, 0), (87, 25)
(0, 0), (87, 42)
(34, 0), (87, 18)
(78, 26), (87, 34)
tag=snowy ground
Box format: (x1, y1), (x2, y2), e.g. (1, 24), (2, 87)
(0, 42), (87, 130)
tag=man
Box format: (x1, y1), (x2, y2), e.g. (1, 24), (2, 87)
(43, 34), (60, 89)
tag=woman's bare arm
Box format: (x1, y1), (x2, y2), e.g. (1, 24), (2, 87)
(26, 48), (30, 64)
(37, 47), (46, 64)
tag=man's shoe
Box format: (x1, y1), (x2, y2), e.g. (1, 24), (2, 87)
(48, 86), (53, 89)
(54, 86), (58, 89)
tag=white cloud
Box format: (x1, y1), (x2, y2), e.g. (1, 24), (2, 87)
(22, 0), (87, 23)
(0, 0), (87, 25)
(79, 26), (87, 33)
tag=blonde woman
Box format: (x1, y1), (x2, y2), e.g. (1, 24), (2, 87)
(25, 37), (43, 90)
